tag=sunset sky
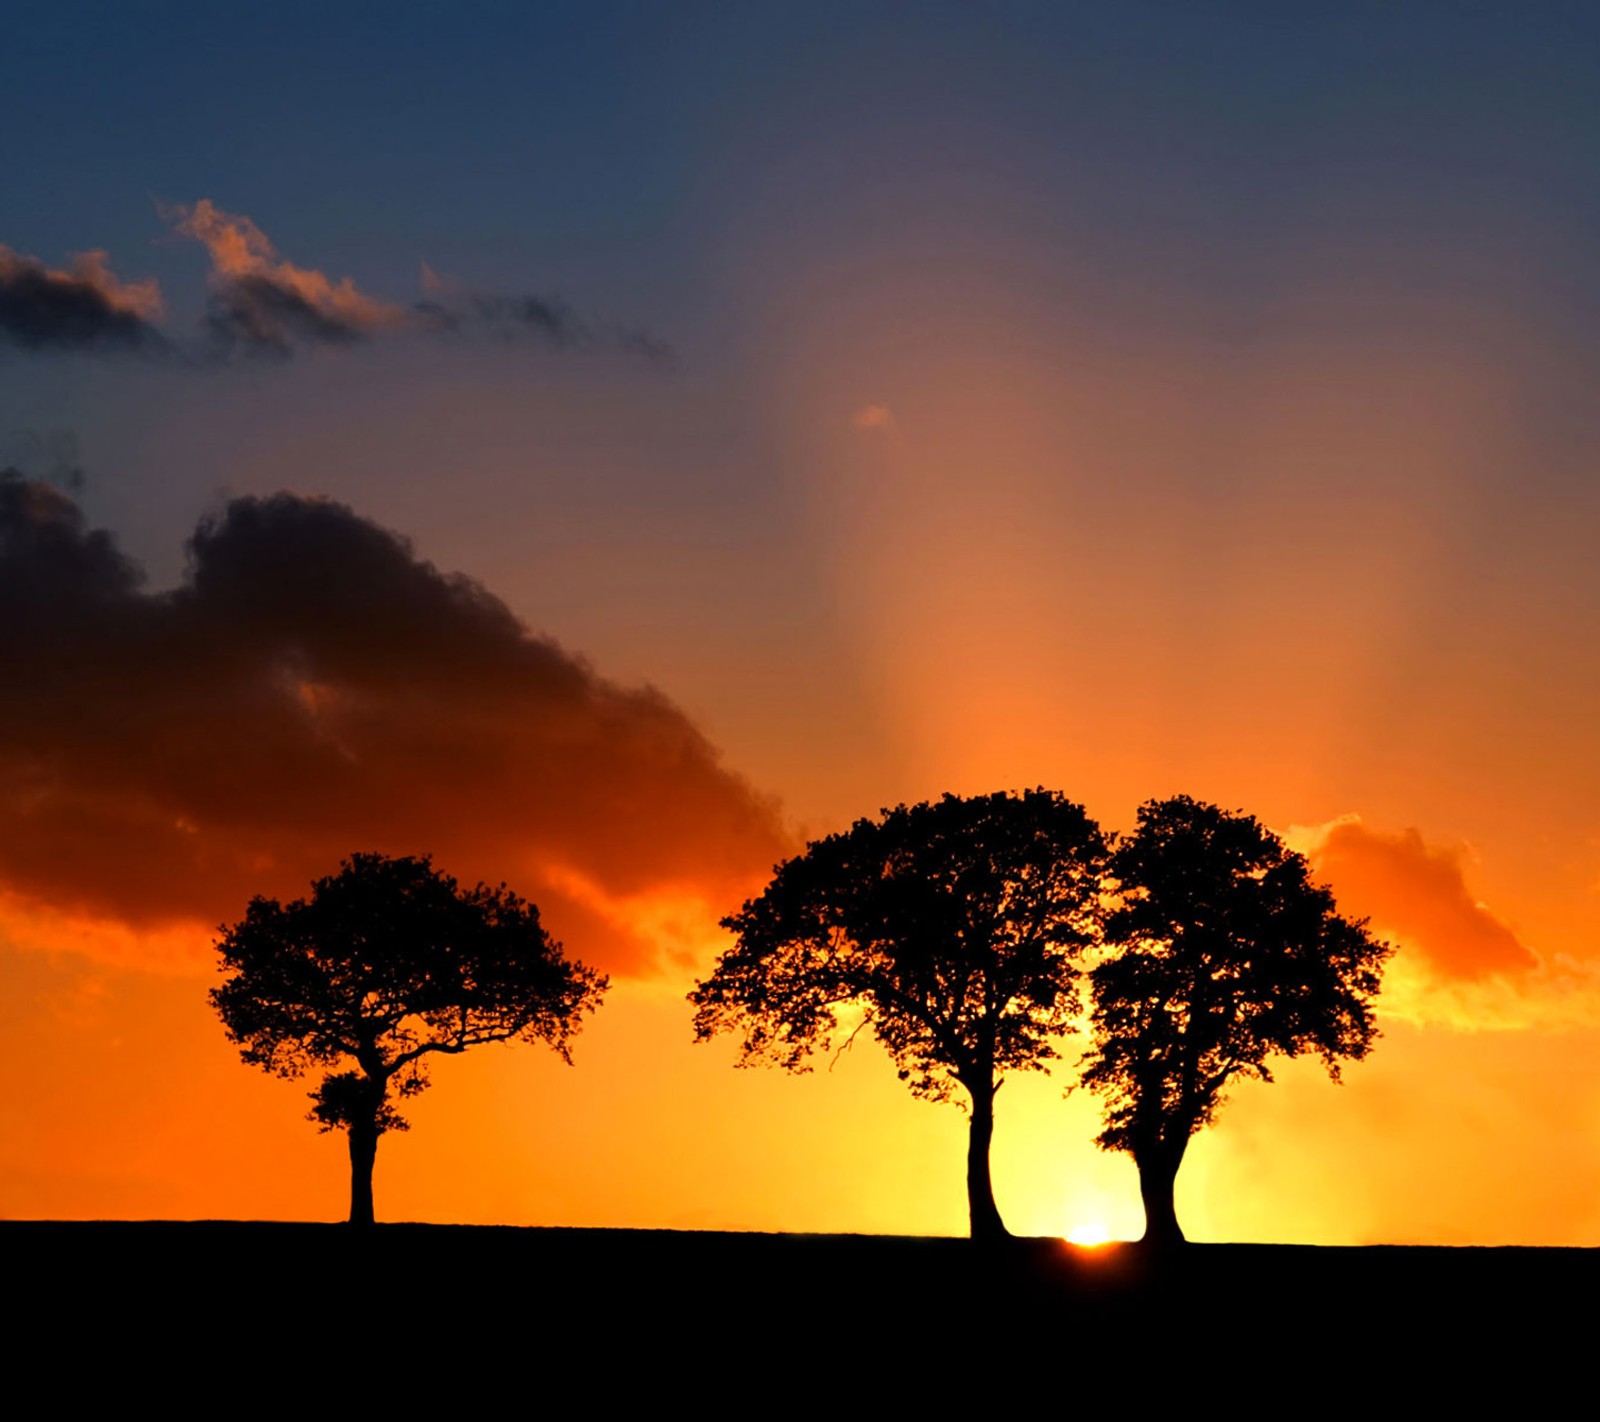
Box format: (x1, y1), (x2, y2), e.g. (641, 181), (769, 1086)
(4, 3), (1600, 1244)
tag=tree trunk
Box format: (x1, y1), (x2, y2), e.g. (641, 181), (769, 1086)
(966, 1086), (1009, 1242)
(347, 1115), (379, 1226)
(1135, 1143), (1186, 1246)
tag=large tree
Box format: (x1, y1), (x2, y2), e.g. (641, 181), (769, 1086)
(1080, 796), (1391, 1245)
(691, 790), (1108, 1240)
(212, 852), (607, 1224)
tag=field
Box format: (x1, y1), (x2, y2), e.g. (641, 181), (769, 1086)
(7, 1222), (1589, 1399)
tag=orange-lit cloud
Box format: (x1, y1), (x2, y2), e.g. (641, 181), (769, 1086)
(1294, 816), (1538, 981)
(0, 472), (789, 974)
(2, 205), (669, 365)
(166, 199), (403, 355)
(851, 403), (896, 432)
(1280, 815), (1600, 1032)
(0, 244), (164, 351)
(165, 198), (663, 360)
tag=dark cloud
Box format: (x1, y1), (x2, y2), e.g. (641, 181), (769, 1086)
(0, 247), (165, 354)
(0, 472), (787, 973)
(414, 292), (586, 347)
(2, 206), (672, 365)
(163, 200), (402, 359)
(206, 273), (375, 358)
(166, 199), (672, 362)
(412, 290), (673, 363)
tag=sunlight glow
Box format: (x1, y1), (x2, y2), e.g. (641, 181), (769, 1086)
(1066, 1220), (1111, 1247)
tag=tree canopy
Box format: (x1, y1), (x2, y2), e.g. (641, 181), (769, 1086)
(1079, 796), (1391, 1244)
(211, 851), (607, 1223)
(691, 790), (1108, 1239)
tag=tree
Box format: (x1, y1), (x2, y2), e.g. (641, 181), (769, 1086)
(211, 852), (607, 1224)
(1079, 796), (1391, 1245)
(691, 790), (1107, 1240)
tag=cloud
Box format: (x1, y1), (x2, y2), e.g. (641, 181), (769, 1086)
(167, 201), (672, 361)
(1291, 816), (1538, 982)
(1279, 815), (1600, 1032)
(3, 205), (672, 365)
(166, 199), (403, 357)
(0, 471), (789, 974)
(0, 245), (165, 353)
(413, 290), (586, 347)
(411, 264), (673, 362)
(1372, 946), (1600, 1033)
(851, 403), (897, 432)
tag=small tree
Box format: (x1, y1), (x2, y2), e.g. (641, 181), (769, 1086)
(691, 790), (1107, 1240)
(212, 852), (607, 1224)
(1080, 797), (1390, 1245)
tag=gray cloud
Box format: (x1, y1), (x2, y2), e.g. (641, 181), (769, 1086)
(0, 246), (166, 355)
(0, 473), (786, 973)
(2, 206), (673, 366)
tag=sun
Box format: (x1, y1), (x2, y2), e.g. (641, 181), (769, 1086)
(1066, 1220), (1111, 1247)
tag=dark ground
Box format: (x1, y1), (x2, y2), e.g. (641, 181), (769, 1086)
(6, 1222), (1590, 1400)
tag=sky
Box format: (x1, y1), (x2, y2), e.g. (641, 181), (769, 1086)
(3, 1), (1600, 1243)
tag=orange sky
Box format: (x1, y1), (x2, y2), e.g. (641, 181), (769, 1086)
(3, 241), (1597, 1242)
(5, 6), (1600, 1242)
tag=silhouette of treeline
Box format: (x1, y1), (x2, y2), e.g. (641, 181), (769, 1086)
(212, 790), (1389, 1240)
(695, 791), (1390, 1244)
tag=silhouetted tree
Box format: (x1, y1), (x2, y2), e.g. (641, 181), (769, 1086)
(692, 791), (1107, 1240)
(1080, 797), (1390, 1245)
(211, 852), (607, 1224)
